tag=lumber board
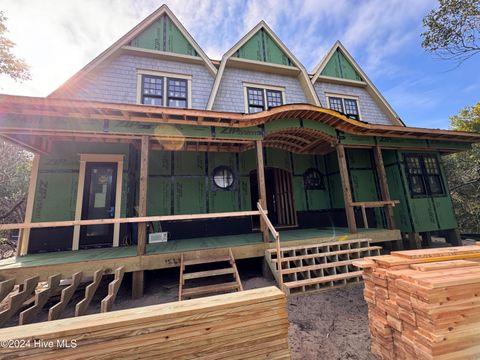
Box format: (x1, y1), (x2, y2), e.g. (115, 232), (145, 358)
(100, 266), (125, 313)
(284, 271), (363, 289)
(48, 271), (82, 321)
(0, 276), (38, 327)
(75, 269), (104, 316)
(0, 279), (14, 303)
(183, 267), (234, 280)
(0, 287), (290, 359)
(182, 282), (239, 298)
(19, 273), (61, 325)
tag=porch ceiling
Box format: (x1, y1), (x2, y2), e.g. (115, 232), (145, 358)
(1, 95), (480, 144)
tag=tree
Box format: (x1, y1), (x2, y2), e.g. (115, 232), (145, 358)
(0, 11), (30, 81)
(421, 0), (480, 62)
(442, 102), (480, 233)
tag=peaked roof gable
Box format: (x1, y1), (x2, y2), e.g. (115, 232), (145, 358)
(311, 41), (404, 126)
(207, 21), (320, 109)
(50, 5), (216, 97)
(233, 28), (294, 67)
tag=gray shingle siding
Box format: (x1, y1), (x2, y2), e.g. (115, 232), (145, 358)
(212, 67), (308, 112)
(314, 82), (393, 125)
(54, 54), (214, 110)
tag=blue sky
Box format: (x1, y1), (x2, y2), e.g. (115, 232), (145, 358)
(1, 0), (479, 129)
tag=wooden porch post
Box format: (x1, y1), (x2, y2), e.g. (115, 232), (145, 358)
(373, 145), (396, 230)
(17, 154), (40, 256)
(336, 144), (357, 234)
(256, 141), (269, 242)
(133, 135), (149, 299)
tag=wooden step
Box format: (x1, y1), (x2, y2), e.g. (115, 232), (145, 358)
(183, 256), (231, 266)
(181, 282), (239, 298)
(280, 259), (355, 275)
(266, 238), (371, 253)
(284, 271), (364, 289)
(271, 246), (382, 263)
(183, 268), (235, 280)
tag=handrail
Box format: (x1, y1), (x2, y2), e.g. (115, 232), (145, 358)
(351, 200), (400, 229)
(257, 202), (283, 291)
(0, 210), (262, 231)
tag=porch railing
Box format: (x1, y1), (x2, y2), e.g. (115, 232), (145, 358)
(351, 200), (400, 229)
(257, 201), (283, 291)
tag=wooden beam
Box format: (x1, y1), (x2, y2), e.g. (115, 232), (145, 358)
(101, 266), (125, 312)
(132, 270), (144, 300)
(75, 269), (104, 316)
(373, 145), (396, 229)
(336, 144), (357, 234)
(0, 279), (15, 303)
(137, 135), (149, 256)
(49, 272), (82, 321)
(0, 276), (39, 326)
(256, 141), (269, 242)
(18, 154), (40, 256)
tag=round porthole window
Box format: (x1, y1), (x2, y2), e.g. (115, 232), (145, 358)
(304, 168), (325, 190)
(212, 166), (235, 189)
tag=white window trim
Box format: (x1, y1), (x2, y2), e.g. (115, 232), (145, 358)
(325, 93), (362, 120)
(136, 69), (192, 108)
(73, 154), (124, 251)
(243, 82), (286, 113)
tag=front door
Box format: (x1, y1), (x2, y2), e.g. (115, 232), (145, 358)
(250, 168), (297, 228)
(80, 162), (118, 248)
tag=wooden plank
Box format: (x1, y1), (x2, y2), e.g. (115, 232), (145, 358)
(101, 266), (125, 312)
(271, 246), (382, 263)
(361, 205), (369, 229)
(181, 282), (239, 298)
(19, 273), (61, 325)
(75, 269), (104, 316)
(0, 276), (38, 326)
(256, 140), (269, 242)
(178, 254), (184, 301)
(18, 154), (40, 256)
(373, 146), (396, 229)
(284, 271), (363, 288)
(0, 279), (14, 303)
(132, 270), (144, 300)
(229, 248), (243, 292)
(183, 267), (234, 280)
(409, 260), (480, 272)
(183, 256), (231, 266)
(392, 245), (480, 259)
(48, 271), (82, 321)
(336, 144), (357, 234)
(137, 135), (149, 256)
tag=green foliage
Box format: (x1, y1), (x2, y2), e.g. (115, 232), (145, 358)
(421, 0), (480, 62)
(0, 11), (30, 81)
(442, 102), (480, 233)
(0, 140), (32, 225)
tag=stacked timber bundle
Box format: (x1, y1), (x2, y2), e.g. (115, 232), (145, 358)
(355, 245), (480, 360)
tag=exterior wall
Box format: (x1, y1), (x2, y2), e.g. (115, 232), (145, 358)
(212, 67), (308, 112)
(53, 54), (215, 110)
(314, 82), (393, 125)
(383, 149), (457, 233)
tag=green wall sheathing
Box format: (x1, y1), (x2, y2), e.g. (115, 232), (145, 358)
(233, 29), (294, 67)
(239, 149), (256, 176)
(321, 49), (362, 81)
(32, 142), (131, 222)
(265, 148), (292, 171)
(382, 150), (458, 233)
(129, 14), (198, 56)
(264, 119), (301, 134)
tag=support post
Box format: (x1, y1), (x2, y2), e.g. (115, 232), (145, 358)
(407, 232), (421, 249)
(256, 140), (269, 242)
(373, 146), (396, 230)
(445, 229), (462, 246)
(336, 144), (357, 234)
(18, 154), (40, 256)
(420, 231), (433, 248)
(133, 135), (149, 299)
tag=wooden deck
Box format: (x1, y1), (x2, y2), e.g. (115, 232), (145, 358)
(0, 227), (400, 283)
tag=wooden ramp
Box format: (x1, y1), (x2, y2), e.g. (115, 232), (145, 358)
(265, 238), (381, 295)
(179, 248), (243, 300)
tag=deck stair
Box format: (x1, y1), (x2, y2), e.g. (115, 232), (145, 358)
(265, 238), (382, 295)
(179, 248), (243, 300)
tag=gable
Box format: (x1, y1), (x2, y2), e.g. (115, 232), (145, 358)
(321, 48), (362, 81)
(129, 14), (198, 57)
(233, 29), (294, 67)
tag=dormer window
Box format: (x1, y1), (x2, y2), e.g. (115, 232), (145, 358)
(137, 70), (191, 108)
(327, 94), (360, 120)
(244, 83), (285, 113)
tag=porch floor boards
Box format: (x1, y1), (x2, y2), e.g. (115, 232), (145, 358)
(0, 227), (383, 269)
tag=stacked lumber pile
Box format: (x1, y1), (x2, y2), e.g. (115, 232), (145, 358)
(0, 286), (291, 359)
(355, 245), (480, 360)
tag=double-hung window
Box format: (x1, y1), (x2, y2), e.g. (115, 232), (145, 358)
(139, 72), (190, 108)
(404, 154), (445, 197)
(245, 85), (284, 113)
(327, 95), (360, 120)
